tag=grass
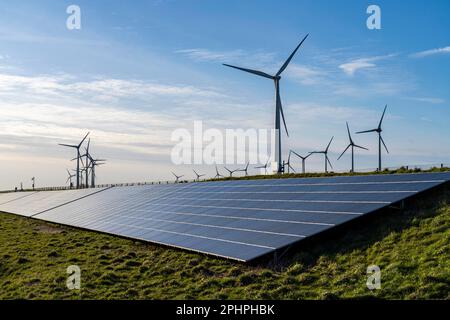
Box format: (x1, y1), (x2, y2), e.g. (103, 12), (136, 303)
(0, 174), (449, 299)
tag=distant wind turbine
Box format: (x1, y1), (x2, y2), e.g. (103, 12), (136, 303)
(356, 105), (389, 171)
(66, 169), (76, 188)
(338, 122), (368, 172)
(88, 154), (106, 187)
(172, 172), (184, 183)
(238, 162), (250, 176)
(310, 137), (334, 173)
(255, 158), (271, 175)
(59, 132), (89, 188)
(284, 151), (295, 174)
(214, 165), (224, 179)
(223, 34), (309, 174)
(193, 169), (205, 181)
(290, 150), (312, 174)
(224, 166), (239, 177)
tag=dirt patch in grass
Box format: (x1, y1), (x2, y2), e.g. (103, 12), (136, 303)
(34, 225), (65, 234)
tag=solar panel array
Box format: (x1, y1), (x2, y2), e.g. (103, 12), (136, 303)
(1, 172), (449, 261)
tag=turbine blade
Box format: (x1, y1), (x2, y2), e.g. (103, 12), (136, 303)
(337, 144), (350, 160)
(326, 136), (334, 152)
(354, 144), (368, 150)
(276, 34), (309, 76)
(355, 129), (378, 134)
(288, 164), (295, 172)
(380, 136), (389, 153)
(326, 156), (333, 169)
(223, 64), (273, 79)
(279, 99), (289, 136)
(78, 132), (90, 148)
(290, 150), (302, 159)
(378, 104), (387, 129)
(346, 122), (353, 143)
(59, 143), (77, 148)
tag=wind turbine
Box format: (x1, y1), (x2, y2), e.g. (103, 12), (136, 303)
(224, 166), (239, 177)
(356, 105), (389, 172)
(193, 169), (205, 181)
(59, 132), (89, 188)
(223, 34), (309, 174)
(310, 137), (334, 173)
(283, 151), (295, 174)
(66, 169), (76, 188)
(214, 165), (224, 179)
(172, 172), (184, 183)
(88, 156), (106, 187)
(255, 158), (271, 175)
(338, 122), (368, 173)
(290, 150), (312, 174)
(238, 162), (250, 176)
(31, 177), (35, 190)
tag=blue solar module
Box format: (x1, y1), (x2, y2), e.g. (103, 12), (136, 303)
(0, 188), (108, 217)
(28, 171), (450, 261)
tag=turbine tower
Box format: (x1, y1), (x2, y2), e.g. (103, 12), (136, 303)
(223, 34), (309, 174)
(338, 122), (368, 173)
(310, 137), (334, 173)
(59, 132), (89, 189)
(356, 105), (389, 171)
(290, 150), (312, 174)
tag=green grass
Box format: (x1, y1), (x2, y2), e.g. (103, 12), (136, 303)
(0, 180), (449, 299)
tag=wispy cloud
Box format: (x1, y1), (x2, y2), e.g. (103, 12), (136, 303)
(338, 54), (397, 76)
(285, 64), (324, 85)
(411, 46), (450, 58)
(176, 48), (277, 69)
(406, 97), (445, 104)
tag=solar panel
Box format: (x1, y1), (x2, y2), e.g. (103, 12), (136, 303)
(0, 191), (36, 206)
(0, 188), (108, 217)
(28, 172), (450, 261)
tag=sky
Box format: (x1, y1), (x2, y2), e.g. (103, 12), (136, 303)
(0, 0), (449, 189)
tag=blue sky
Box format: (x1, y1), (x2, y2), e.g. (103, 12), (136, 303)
(0, 0), (449, 189)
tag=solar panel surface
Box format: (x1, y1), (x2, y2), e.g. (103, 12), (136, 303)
(0, 191), (36, 206)
(0, 188), (108, 217)
(31, 172), (450, 261)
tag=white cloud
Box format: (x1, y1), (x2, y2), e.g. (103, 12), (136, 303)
(407, 97), (445, 104)
(285, 64), (324, 85)
(176, 48), (277, 70)
(411, 46), (450, 58)
(338, 54), (397, 76)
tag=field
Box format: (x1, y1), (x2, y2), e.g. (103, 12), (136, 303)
(0, 173), (449, 299)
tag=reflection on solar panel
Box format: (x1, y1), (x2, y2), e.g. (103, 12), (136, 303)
(1, 172), (450, 261)
(0, 188), (108, 217)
